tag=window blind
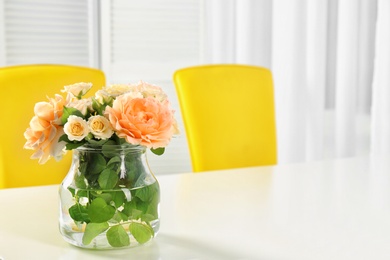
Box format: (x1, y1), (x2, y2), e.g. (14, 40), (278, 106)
(105, 0), (201, 81)
(3, 0), (90, 66)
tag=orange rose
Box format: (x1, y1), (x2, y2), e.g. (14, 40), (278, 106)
(105, 94), (175, 148)
(24, 94), (67, 164)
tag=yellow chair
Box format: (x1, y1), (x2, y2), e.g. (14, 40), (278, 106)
(173, 64), (277, 172)
(0, 64), (106, 188)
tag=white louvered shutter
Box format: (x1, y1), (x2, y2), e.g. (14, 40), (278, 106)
(1, 0), (93, 66)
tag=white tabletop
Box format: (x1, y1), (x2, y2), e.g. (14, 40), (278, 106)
(1, 154), (390, 260)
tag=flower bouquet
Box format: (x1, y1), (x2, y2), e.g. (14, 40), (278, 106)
(24, 81), (177, 249)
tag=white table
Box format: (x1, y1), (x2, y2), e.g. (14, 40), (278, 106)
(1, 154), (390, 260)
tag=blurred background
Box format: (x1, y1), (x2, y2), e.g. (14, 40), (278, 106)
(1, 0), (389, 175)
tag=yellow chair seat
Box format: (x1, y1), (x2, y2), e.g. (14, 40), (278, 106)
(173, 64), (277, 172)
(0, 64), (105, 188)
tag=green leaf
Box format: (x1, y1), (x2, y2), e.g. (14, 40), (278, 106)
(151, 147), (165, 156)
(98, 169), (119, 189)
(106, 225), (130, 247)
(117, 137), (127, 145)
(145, 191), (160, 219)
(78, 160), (88, 175)
(142, 214), (157, 222)
(88, 153), (107, 174)
(86, 138), (108, 146)
(102, 141), (119, 157)
(68, 187), (76, 196)
(107, 157), (121, 172)
(135, 182), (158, 202)
(129, 222), (154, 244)
(82, 222), (109, 245)
(69, 204), (90, 223)
(135, 199), (149, 214)
(111, 213), (121, 223)
(88, 197), (116, 223)
(91, 97), (104, 115)
(94, 192), (113, 204)
(111, 191), (125, 208)
(61, 106), (84, 124)
(129, 208), (143, 220)
(107, 156), (121, 166)
(65, 141), (85, 150)
(59, 134), (70, 143)
(77, 189), (88, 198)
(75, 174), (87, 189)
(91, 97), (114, 116)
(123, 200), (137, 216)
(112, 211), (129, 223)
(119, 212), (129, 221)
(124, 160), (138, 183)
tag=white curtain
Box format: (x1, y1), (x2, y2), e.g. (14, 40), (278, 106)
(203, 0), (389, 164)
(371, 0), (390, 155)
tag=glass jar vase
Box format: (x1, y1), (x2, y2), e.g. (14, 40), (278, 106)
(59, 144), (160, 249)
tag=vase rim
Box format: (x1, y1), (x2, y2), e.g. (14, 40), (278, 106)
(75, 144), (146, 152)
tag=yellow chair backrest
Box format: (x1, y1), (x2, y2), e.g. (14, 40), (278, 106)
(0, 64), (106, 188)
(173, 64), (277, 172)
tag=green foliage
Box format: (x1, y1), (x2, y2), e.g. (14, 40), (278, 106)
(107, 156), (121, 168)
(69, 204), (90, 223)
(151, 147), (165, 156)
(88, 153), (107, 174)
(101, 141), (119, 157)
(88, 197), (116, 223)
(59, 134), (86, 150)
(65, 142), (86, 150)
(86, 138), (109, 146)
(93, 192), (112, 204)
(145, 190), (160, 218)
(91, 97), (105, 116)
(129, 222), (154, 244)
(68, 187), (76, 196)
(61, 106), (84, 124)
(82, 222), (109, 245)
(75, 174), (87, 189)
(111, 191), (125, 208)
(67, 146), (160, 248)
(98, 169), (119, 189)
(106, 225), (130, 247)
(91, 97), (113, 116)
(135, 182), (159, 202)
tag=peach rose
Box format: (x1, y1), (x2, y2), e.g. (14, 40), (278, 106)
(64, 116), (89, 141)
(87, 115), (114, 140)
(24, 94), (67, 164)
(105, 94), (175, 148)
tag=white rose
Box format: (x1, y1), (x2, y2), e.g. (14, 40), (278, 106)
(136, 81), (167, 102)
(67, 98), (92, 116)
(87, 115), (114, 140)
(64, 116), (89, 141)
(102, 84), (134, 97)
(94, 90), (113, 104)
(62, 82), (93, 98)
